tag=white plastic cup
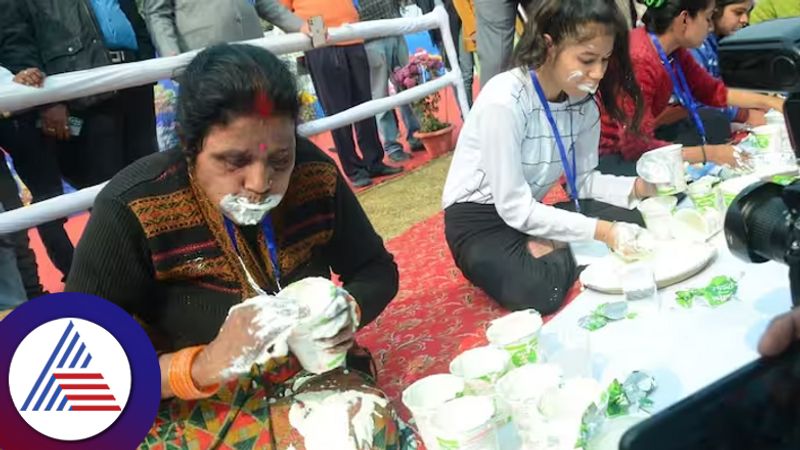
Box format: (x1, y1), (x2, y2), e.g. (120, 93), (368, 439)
(402, 374), (465, 450)
(287, 324), (347, 375)
(636, 196), (677, 240)
(281, 278), (350, 374)
(719, 176), (760, 208)
(765, 110), (792, 151)
(764, 109), (785, 127)
(621, 262), (658, 304)
(486, 309), (543, 367)
(449, 346), (510, 395)
(751, 124), (781, 153)
(686, 180), (720, 213)
(496, 364), (562, 442)
(750, 150), (799, 179)
(538, 377), (604, 448)
(636, 144), (687, 195)
(546, 328), (592, 379)
(670, 208), (722, 242)
(432, 396), (500, 450)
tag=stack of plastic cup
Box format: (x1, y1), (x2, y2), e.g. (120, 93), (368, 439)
(402, 374), (465, 450)
(496, 364), (563, 447)
(751, 124), (781, 153)
(636, 144), (687, 195)
(431, 396), (500, 450)
(636, 196), (677, 240)
(486, 309), (543, 367)
(686, 179), (720, 213)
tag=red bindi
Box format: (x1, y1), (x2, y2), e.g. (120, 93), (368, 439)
(258, 143), (267, 154)
(254, 91), (274, 118)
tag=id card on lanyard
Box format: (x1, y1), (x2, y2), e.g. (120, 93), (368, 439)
(649, 32), (708, 145)
(223, 215), (281, 289)
(529, 70), (581, 212)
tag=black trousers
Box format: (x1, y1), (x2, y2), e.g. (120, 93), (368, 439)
(305, 45), (385, 178)
(0, 147), (44, 298)
(51, 84), (158, 189)
(444, 201), (644, 314)
(0, 112), (74, 279)
(599, 108), (732, 176)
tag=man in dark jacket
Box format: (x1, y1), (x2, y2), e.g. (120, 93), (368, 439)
(10, 0), (158, 189)
(0, 0), (64, 293)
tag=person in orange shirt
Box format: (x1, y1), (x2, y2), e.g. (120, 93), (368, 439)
(281, 0), (403, 187)
(449, 0), (476, 106)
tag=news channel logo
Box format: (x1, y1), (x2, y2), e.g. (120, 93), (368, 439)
(0, 293), (160, 449)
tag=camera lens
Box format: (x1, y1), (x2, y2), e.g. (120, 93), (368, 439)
(725, 181), (794, 265)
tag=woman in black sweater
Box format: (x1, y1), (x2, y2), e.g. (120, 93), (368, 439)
(66, 44), (400, 449)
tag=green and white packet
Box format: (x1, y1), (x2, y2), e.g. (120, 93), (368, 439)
(675, 275), (738, 308)
(576, 371), (657, 449)
(578, 302), (637, 331)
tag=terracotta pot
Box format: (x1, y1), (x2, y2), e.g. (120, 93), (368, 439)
(414, 124), (454, 158)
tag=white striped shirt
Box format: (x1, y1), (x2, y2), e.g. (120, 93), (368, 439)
(442, 68), (638, 242)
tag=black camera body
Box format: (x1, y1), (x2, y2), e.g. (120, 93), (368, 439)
(719, 17), (800, 153)
(725, 181), (800, 306)
(719, 18), (800, 306)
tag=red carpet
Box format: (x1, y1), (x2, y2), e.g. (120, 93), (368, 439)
(356, 211), (579, 420)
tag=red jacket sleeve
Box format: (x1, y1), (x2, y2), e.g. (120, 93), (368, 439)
(678, 49), (728, 108)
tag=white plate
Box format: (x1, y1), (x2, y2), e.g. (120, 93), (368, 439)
(579, 241), (717, 294)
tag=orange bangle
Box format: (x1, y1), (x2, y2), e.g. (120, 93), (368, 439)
(168, 345), (220, 400)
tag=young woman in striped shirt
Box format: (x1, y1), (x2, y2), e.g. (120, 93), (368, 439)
(443, 0), (657, 313)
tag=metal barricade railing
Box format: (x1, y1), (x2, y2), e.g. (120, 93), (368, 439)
(0, 3), (468, 234)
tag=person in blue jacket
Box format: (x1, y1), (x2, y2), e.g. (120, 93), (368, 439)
(691, 0), (767, 126)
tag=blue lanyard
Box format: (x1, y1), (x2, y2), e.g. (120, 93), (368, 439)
(529, 70), (581, 212)
(649, 32), (707, 145)
(223, 215), (281, 286)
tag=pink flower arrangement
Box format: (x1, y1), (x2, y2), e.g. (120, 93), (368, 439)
(392, 50), (448, 133)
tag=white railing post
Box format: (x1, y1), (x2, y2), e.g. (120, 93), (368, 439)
(433, 1), (470, 118)
(0, 184), (107, 234)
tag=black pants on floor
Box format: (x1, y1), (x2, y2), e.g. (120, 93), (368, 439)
(444, 201), (644, 314)
(52, 84), (158, 189)
(0, 112), (74, 279)
(305, 45), (385, 178)
(599, 108), (732, 176)
(0, 147), (44, 298)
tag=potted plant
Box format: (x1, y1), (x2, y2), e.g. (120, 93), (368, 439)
(392, 51), (454, 158)
(298, 89), (320, 123)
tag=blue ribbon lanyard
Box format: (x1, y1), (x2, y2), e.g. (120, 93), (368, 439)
(529, 70), (581, 212)
(649, 33), (707, 145)
(223, 216), (281, 287)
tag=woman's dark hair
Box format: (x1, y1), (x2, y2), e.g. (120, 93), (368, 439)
(711, 0), (750, 23)
(176, 43), (300, 161)
(514, 0), (644, 132)
(638, 0), (714, 35)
